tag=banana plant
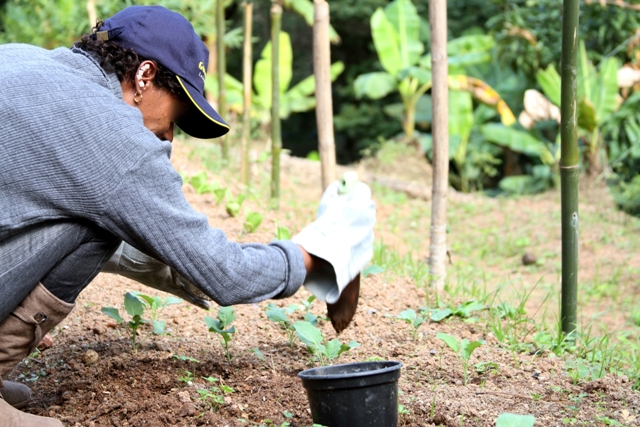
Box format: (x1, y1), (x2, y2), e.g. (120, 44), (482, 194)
(205, 31), (344, 123)
(353, 0), (427, 140)
(354, 0), (515, 141)
(526, 40), (620, 174)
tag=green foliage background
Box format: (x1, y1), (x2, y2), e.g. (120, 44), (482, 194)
(2, 0), (640, 211)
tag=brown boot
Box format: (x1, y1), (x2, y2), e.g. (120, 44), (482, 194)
(0, 395), (63, 427)
(0, 283), (74, 411)
(0, 380), (31, 408)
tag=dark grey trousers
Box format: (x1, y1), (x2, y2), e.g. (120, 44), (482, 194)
(0, 220), (120, 323)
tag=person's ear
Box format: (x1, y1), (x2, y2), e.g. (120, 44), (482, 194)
(135, 60), (158, 91)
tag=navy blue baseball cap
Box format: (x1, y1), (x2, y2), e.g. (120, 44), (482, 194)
(98, 5), (230, 139)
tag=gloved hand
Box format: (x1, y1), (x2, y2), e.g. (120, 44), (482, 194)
(102, 242), (211, 309)
(292, 172), (376, 304)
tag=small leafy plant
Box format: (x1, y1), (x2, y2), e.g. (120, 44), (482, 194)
(275, 224), (292, 240)
(196, 376), (234, 412)
(265, 303), (297, 347)
(293, 320), (360, 366)
(436, 332), (485, 385)
(130, 292), (182, 335)
(188, 171), (224, 196)
(101, 292), (148, 351)
(244, 211), (263, 233)
(205, 307), (237, 363)
(225, 193), (246, 217)
(395, 309), (425, 340)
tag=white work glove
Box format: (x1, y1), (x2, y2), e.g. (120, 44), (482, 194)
(102, 242), (211, 309)
(292, 172), (376, 304)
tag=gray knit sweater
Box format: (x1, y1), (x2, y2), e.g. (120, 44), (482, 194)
(0, 44), (306, 306)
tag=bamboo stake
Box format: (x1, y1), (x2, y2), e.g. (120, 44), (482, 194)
(560, 0), (580, 336)
(241, 1), (253, 185)
(428, 0), (449, 290)
(86, 0), (97, 29)
(270, 2), (283, 208)
(313, 0), (337, 191)
(217, 0), (229, 160)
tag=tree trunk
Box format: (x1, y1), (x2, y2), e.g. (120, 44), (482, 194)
(241, 2), (253, 186)
(428, 0), (449, 290)
(86, 0), (97, 29)
(560, 0), (580, 337)
(313, 0), (337, 191)
(217, 0), (229, 160)
(270, 2), (283, 208)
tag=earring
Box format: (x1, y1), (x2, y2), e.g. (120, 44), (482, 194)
(133, 91), (143, 104)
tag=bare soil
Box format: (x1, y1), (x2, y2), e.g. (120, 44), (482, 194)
(10, 139), (640, 426)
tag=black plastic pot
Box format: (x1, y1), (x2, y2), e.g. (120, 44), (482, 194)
(298, 360), (403, 427)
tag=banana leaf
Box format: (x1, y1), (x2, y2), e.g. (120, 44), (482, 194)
(354, 72), (398, 100)
(254, 32), (293, 109)
(384, 0), (423, 69)
(536, 64), (561, 107)
(370, 8), (403, 77)
(282, 0), (341, 43)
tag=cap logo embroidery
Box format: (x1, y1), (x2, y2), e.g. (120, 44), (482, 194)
(198, 61), (207, 82)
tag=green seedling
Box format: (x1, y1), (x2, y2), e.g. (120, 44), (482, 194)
(293, 320), (360, 366)
(495, 413), (535, 427)
(196, 376), (234, 412)
(213, 188), (229, 204)
(300, 295), (319, 325)
(243, 211), (263, 233)
(395, 309), (425, 340)
(420, 300), (484, 324)
(362, 264), (385, 278)
(265, 303), (297, 347)
(225, 193), (246, 217)
(188, 171), (222, 195)
(178, 369), (195, 386)
(173, 354), (200, 386)
(275, 224), (292, 240)
(130, 292), (182, 335)
(436, 332), (485, 385)
(101, 292), (148, 351)
(205, 307), (236, 363)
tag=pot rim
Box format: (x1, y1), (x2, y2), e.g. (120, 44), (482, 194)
(297, 360), (403, 381)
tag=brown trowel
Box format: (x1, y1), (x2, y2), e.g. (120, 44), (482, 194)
(327, 273), (361, 333)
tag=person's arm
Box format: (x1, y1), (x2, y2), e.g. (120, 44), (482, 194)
(99, 144), (309, 307)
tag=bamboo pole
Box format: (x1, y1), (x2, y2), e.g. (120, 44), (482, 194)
(241, 1), (253, 185)
(270, 2), (283, 208)
(313, 0), (337, 191)
(428, 0), (449, 290)
(217, 0), (229, 161)
(86, 0), (97, 29)
(560, 0), (580, 336)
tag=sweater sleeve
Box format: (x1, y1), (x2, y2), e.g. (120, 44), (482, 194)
(99, 146), (306, 306)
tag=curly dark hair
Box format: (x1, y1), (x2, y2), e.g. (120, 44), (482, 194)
(73, 21), (186, 101)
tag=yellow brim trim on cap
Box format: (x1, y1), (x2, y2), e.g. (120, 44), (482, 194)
(176, 76), (230, 131)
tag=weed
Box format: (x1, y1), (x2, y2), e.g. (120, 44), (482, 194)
(293, 321), (360, 366)
(436, 333), (485, 385)
(101, 292), (147, 351)
(205, 307), (236, 363)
